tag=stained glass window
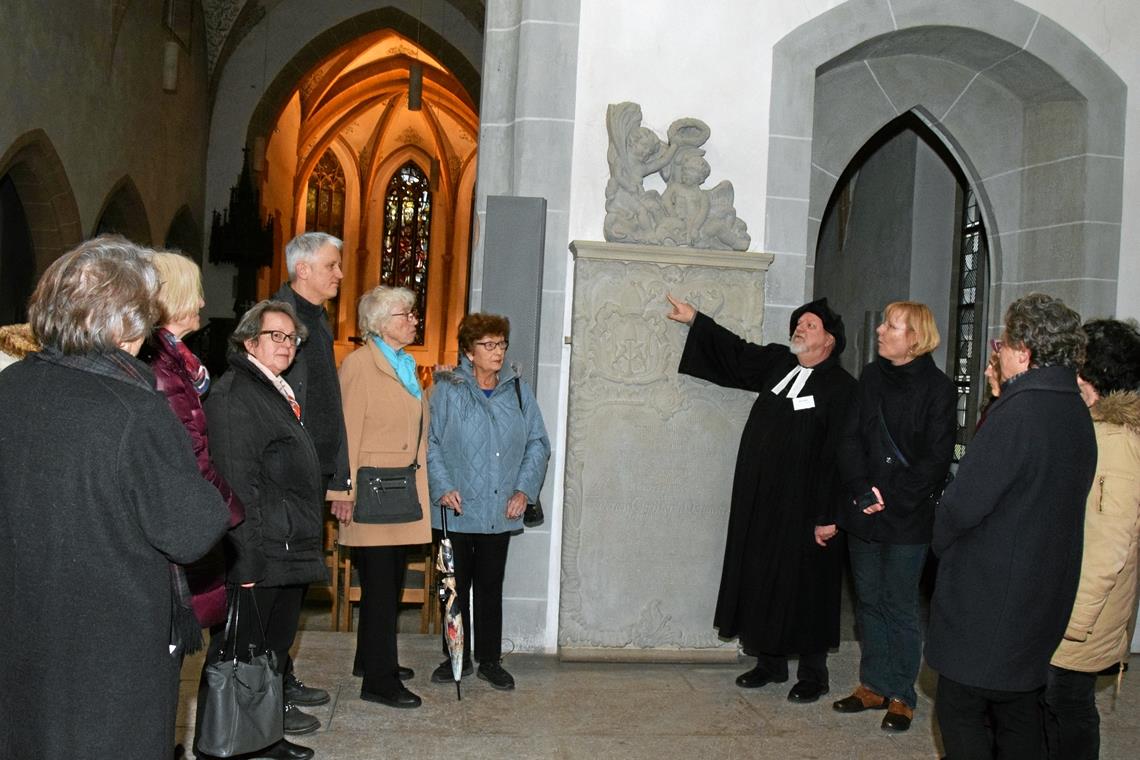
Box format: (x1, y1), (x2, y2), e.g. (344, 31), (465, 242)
(950, 188), (987, 462)
(381, 162), (432, 345)
(305, 150), (345, 239)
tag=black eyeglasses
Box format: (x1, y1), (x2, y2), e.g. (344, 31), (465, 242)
(258, 330), (302, 347)
(474, 339), (509, 351)
(390, 311), (419, 322)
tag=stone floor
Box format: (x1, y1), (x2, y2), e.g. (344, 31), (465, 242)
(175, 605), (1140, 760)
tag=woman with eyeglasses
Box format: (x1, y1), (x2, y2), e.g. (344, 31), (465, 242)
(327, 286), (430, 710)
(427, 313), (551, 690)
(203, 299), (325, 760)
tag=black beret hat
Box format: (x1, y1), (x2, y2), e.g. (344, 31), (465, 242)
(789, 297), (846, 356)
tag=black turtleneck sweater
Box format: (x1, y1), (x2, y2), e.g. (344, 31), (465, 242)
(836, 353), (957, 543)
(275, 284), (349, 488)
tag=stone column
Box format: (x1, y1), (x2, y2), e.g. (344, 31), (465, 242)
(560, 240), (774, 661)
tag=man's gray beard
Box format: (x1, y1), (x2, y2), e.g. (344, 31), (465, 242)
(789, 340), (805, 355)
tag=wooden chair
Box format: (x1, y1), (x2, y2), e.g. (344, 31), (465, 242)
(339, 543), (438, 634)
(315, 515), (340, 631)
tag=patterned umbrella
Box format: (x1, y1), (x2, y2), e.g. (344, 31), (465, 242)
(437, 505), (465, 700)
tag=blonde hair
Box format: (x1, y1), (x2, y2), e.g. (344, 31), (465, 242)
(151, 251), (203, 326)
(884, 301), (940, 357)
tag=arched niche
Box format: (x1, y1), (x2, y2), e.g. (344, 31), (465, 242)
(164, 205), (202, 261)
(764, 0), (1126, 345)
(0, 129), (82, 278)
(94, 176), (152, 245)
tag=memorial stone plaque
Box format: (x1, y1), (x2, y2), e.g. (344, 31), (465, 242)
(561, 241), (774, 660)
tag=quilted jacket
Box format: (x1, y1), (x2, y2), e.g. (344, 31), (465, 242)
(428, 358), (550, 534)
(145, 330), (244, 628)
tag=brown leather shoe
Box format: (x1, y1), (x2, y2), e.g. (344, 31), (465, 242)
(881, 699), (914, 731)
(832, 685), (888, 712)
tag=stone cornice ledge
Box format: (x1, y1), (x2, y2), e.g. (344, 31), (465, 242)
(570, 240), (775, 271)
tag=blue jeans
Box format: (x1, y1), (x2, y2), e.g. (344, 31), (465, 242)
(848, 536), (928, 708)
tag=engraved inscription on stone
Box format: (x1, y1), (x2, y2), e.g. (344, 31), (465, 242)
(561, 242), (772, 654)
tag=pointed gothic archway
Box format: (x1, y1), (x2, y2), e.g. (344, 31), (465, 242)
(94, 175), (152, 245)
(763, 0), (1126, 363)
(0, 129), (83, 282)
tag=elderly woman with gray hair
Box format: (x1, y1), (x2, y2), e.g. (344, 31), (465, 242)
(328, 285), (430, 710)
(204, 299), (324, 760)
(0, 236), (229, 760)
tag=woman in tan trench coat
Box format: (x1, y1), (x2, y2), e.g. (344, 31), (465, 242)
(329, 285), (430, 709)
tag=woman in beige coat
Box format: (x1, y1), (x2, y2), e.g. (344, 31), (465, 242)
(1046, 318), (1140, 759)
(329, 285), (430, 709)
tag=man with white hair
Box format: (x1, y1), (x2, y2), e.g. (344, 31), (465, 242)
(271, 231), (351, 735)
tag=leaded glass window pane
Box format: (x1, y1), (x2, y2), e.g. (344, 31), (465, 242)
(381, 162), (432, 345)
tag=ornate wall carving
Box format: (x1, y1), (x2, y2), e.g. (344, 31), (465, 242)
(604, 102), (750, 251)
(560, 241), (773, 658)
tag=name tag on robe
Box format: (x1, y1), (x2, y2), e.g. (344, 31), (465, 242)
(793, 395), (816, 411)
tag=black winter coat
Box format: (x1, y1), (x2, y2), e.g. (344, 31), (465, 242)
(837, 353), (957, 544)
(0, 350), (229, 760)
(206, 353), (328, 588)
(925, 366), (1097, 691)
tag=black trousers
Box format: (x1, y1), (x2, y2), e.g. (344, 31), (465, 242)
(1044, 664), (1100, 760)
(352, 545), (408, 697)
(936, 674), (1044, 760)
(752, 651), (829, 686)
(242, 585), (305, 674)
(435, 530), (511, 664)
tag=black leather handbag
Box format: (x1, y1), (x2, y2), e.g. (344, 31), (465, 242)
(353, 412), (424, 524)
(196, 589), (283, 758)
(513, 378), (545, 528)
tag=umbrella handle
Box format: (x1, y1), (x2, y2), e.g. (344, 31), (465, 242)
(440, 501), (449, 537)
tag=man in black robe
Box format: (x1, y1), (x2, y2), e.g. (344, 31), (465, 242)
(667, 294), (856, 702)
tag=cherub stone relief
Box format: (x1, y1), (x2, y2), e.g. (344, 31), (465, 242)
(604, 102), (750, 251)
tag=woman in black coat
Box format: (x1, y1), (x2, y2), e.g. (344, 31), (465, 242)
(0, 237), (229, 760)
(204, 300), (327, 760)
(832, 301), (957, 732)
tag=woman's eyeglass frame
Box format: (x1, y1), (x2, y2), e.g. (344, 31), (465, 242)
(258, 330), (303, 347)
(474, 339), (509, 352)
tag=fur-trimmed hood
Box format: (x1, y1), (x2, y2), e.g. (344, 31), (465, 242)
(1091, 390), (1140, 433)
(0, 323), (38, 360)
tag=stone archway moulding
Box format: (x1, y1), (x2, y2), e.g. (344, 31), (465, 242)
(764, 0), (1126, 344)
(0, 129), (83, 276)
(93, 175), (153, 246)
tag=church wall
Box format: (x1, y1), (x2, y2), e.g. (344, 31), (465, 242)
(0, 0), (209, 256)
(566, 0), (1139, 322)
(549, 0), (1138, 652)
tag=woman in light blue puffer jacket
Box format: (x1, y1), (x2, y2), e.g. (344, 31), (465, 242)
(427, 312), (551, 690)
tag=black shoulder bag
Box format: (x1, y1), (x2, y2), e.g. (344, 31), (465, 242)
(353, 410), (424, 524)
(876, 402), (952, 508)
(513, 377), (545, 528)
